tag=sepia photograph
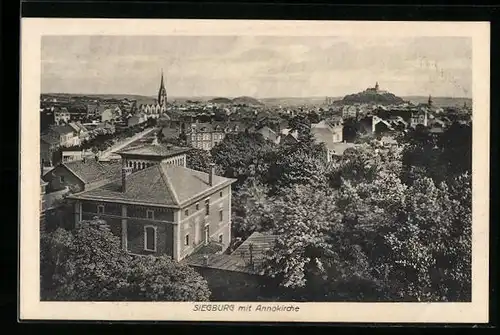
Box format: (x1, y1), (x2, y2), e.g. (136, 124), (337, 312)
(20, 19), (490, 323)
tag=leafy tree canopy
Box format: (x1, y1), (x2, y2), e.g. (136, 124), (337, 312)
(40, 219), (211, 302)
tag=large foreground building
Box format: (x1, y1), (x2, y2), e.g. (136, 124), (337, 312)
(67, 139), (237, 261)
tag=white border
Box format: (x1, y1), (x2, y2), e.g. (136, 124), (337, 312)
(20, 19), (490, 322)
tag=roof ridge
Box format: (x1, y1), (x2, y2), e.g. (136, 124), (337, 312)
(61, 163), (87, 184)
(158, 165), (181, 205)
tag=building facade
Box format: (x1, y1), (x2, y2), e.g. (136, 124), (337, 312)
(67, 161), (237, 262)
(117, 138), (190, 171)
(54, 108), (71, 125)
(187, 122), (242, 150)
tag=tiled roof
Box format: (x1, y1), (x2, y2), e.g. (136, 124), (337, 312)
(117, 143), (191, 158)
(69, 163), (236, 207)
(63, 160), (122, 184)
(312, 127), (334, 144)
(257, 126), (279, 142)
(48, 125), (75, 135)
(41, 133), (60, 145)
(183, 232), (278, 274)
(232, 232), (278, 267)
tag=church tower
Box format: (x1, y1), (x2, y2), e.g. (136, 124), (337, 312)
(158, 70), (167, 109)
(428, 94), (433, 107)
(375, 81), (379, 92)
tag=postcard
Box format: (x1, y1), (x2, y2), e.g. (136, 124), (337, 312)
(20, 18), (490, 323)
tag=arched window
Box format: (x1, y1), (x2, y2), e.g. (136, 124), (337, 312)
(142, 162), (146, 169)
(133, 162), (137, 170)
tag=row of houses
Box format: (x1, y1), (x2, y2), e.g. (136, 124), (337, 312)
(40, 121), (117, 166)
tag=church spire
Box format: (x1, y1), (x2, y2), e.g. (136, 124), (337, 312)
(160, 69), (165, 89)
(158, 69), (167, 108)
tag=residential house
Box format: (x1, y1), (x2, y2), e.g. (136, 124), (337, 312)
(54, 107), (71, 125)
(256, 126), (281, 144)
(279, 129), (299, 145)
(67, 162), (237, 262)
(61, 149), (96, 163)
(101, 108), (120, 123)
(44, 124), (81, 149)
(86, 103), (99, 117)
(187, 122), (242, 151)
(311, 118), (343, 144)
(43, 158), (122, 193)
(40, 133), (61, 166)
(358, 115), (394, 135)
(341, 105), (358, 119)
(68, 121), (91, 142)
(410, 109), (429, 128)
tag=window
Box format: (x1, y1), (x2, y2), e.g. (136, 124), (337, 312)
(204, 225), (210, 244)
(219, 191), (223, 197)
(219, 209), (223, 222)
(146, 210), (154, 220)
(97, 205), (104, 214)
(184, 209), (189, 216)
(218, 234), (223, 243)
(205, 199), (210, 215)
(196, 203), (199, 210)
(144, 226), (157, 251)
(185, 234), (190, 246)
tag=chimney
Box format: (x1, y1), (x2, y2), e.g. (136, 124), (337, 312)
(209, 163), (215, 186)
(121, 166), (133, 192)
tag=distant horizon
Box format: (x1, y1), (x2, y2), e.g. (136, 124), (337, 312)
(40, 92), (473, 100)
(42, 36), (472, 98)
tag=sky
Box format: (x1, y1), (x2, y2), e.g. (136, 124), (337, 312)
(41, 35), (472, 98)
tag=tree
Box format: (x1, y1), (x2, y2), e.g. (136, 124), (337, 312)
(40, 227), (74, 299)
(267, 147), (328, 195)
(45, 220), (130, 301)
(40, 219), (212, 301)
(126, 255), (211, 301)
(186, 148), (213, 172)
(231, 178), (274, 239)
(211, 132), (275, 188)
(260, 185), (379, 301)
(384, 176), (472, 301)
(261, 185), (343, 289)
(438, 122), (472, 176)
